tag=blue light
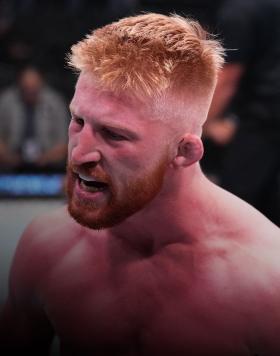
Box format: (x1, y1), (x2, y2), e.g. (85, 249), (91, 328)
(0, 174), (65, 197)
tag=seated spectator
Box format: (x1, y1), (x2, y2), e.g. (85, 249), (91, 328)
(0, 66), (69, 172)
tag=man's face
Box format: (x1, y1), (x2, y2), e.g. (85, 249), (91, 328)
(19, 68), (43, 105)
(67, 72), (172, 230)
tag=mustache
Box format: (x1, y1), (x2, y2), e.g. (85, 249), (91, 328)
(67, 162), (112, 184)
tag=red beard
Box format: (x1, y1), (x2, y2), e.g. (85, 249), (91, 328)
(66, 157), (168, 230)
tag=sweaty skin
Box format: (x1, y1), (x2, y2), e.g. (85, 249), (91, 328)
(1, 72), (280, 356)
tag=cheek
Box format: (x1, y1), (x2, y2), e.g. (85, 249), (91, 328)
(105, 143), (141, 168)
(102, 149), (143, 187)
(105, 154), (141, 182)
(110, 146), (151, 174)
(108, 145), (163, 183)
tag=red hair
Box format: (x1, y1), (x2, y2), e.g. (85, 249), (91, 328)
(68, 13), (224, 99)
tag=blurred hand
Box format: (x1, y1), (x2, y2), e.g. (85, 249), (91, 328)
(36, 144), (67, 167)
(203, 117), (238, 146)
(0, 142), (22, 168)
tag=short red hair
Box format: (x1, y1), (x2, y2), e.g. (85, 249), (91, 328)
(68, 13), (224, 99)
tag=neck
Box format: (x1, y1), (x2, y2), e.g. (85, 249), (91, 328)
(110, 164), (216, 255)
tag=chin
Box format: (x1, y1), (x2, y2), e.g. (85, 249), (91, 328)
(66, 153), (169, 230)
(67, 200), (128, 230)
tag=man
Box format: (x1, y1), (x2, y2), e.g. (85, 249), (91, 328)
(1, 13), (280, 356)
(203, 0), (280, 226)
(0, 66), (68, 172)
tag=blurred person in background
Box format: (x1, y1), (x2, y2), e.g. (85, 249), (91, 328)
(203, 0), (280, 226)
(0, 66), (69, 172)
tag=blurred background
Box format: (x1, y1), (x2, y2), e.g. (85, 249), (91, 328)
(0, 0), (280, 326)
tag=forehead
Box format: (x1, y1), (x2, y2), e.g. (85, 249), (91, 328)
(70, 72), (147, 126)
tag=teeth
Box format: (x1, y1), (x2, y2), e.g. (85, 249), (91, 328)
(78, 173), (98, 182)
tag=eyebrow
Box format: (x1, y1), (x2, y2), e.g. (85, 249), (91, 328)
(98, 122), (139, 140)
(69, 105), (140, 140)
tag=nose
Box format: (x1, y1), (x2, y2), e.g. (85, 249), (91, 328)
(70, 125), (102, 166)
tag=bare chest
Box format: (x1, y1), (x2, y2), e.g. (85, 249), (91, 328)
(41, 252), (251, 355)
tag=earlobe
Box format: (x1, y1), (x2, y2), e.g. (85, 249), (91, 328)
(172, 134), (204, 168)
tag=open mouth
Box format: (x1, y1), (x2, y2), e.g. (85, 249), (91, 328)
(78, 173), (109, 193)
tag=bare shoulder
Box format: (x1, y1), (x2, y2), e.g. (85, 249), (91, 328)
(209, 183), (280, 274)
(14, 205), (80, 263)
(227, 199), (280, 277)
(234, 218), (280, 293)
(8, 206), (84, 303)
(230, 224), (280, 353)
(204, 221), (280, 287)
(204, 192), (280, 289)
(23, 205), (77, 239)
(199, 193), (280, 352)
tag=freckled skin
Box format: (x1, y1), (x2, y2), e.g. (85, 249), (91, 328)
(1, 72), (280, 356)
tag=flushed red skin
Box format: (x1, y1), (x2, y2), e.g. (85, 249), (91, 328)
(1, 72), (280, 356)
(1, 205), (280, 356)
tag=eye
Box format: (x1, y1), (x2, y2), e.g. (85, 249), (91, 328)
(72, 116), (84, 127)
(101, 127), (127, 141)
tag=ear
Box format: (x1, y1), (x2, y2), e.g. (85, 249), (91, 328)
(172, 134), (204, 168)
